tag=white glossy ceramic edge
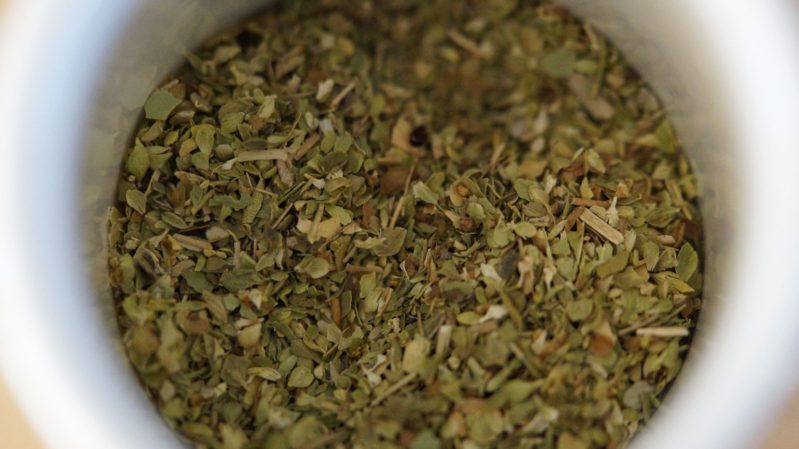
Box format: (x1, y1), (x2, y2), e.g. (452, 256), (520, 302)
(1, 1), (799, 449)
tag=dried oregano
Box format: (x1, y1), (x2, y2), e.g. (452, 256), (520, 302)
(108, 2), (703, 449)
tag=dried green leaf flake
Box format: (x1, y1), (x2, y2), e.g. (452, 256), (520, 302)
(287, 365), (315, 388)
(540, 47), (577, 78)
(486, 223), (513, 248)
(558, 433), (590, 449)
(410, 429), (441, 449)
(126, 143), (150, 179)
(296, 257), (331, 279)
(192, 124), (217, 154)
(402, 336), (431, 374)
(373, 228), (407, 257)
(565, 299), (594, 322)
(125, 189), (147, 214)
(676, 243), (699, 281)
(596, 251), (630, 278)
(412, 182), (439, 205)
(144, 89), (181, 121)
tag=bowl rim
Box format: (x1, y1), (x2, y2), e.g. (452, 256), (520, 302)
(2, 2), (799, 449)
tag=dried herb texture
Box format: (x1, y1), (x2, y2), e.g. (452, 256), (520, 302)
(108, 2), (703, 449)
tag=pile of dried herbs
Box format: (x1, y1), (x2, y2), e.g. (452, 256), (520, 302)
(108, 1), (703, 449)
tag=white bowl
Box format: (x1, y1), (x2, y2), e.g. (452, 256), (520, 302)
(2, 1), (799, 448)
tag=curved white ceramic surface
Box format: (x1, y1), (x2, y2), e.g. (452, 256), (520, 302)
(1, 1), (798, 449)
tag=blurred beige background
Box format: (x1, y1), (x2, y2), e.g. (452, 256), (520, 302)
(0, 3), (38, 445)
(0, 381), (42, 448)
(0, 1), (798, 448)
